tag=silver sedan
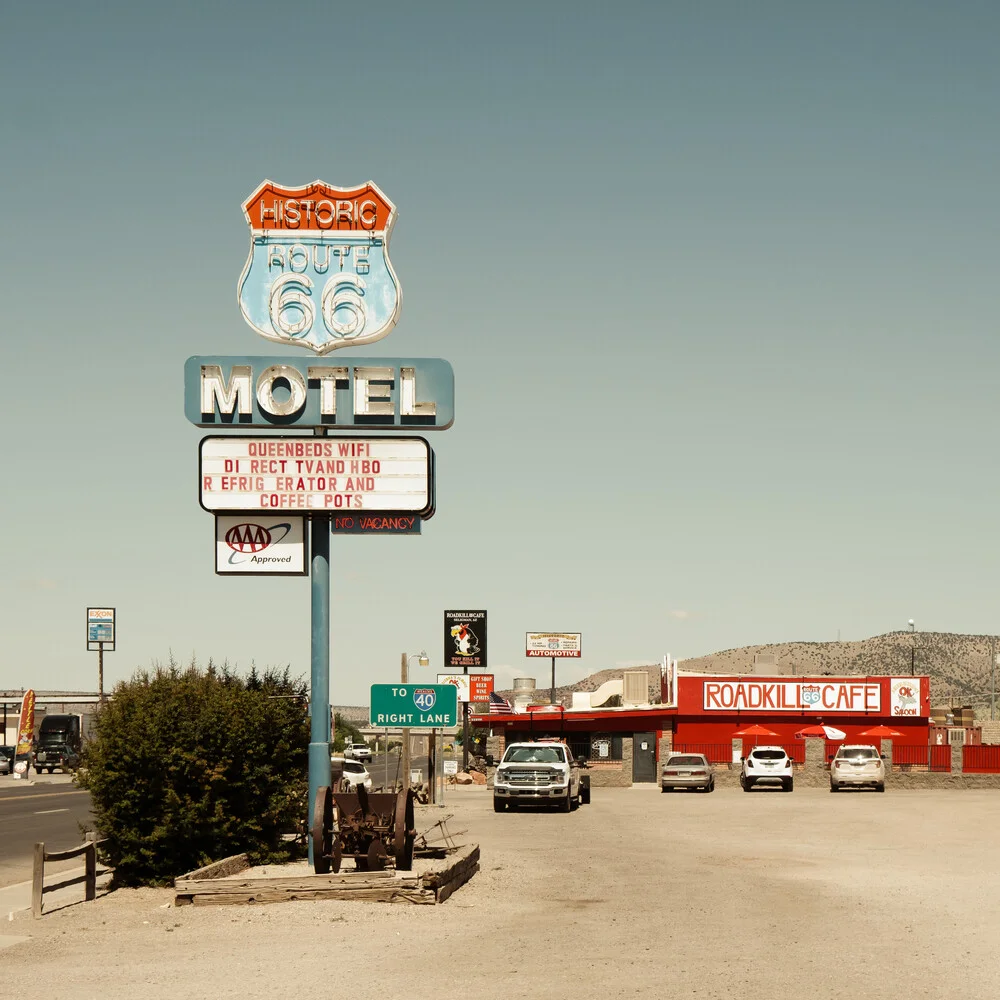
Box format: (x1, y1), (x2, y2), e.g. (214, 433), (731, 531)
(661, 753), (715, 793)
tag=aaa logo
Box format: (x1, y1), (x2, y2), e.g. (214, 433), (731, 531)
(238, 180), (401, 355)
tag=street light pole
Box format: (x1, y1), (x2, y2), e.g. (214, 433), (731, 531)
(908, 619), (916, 677)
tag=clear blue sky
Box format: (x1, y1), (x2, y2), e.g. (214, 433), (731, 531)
(2, 2), (998, 702)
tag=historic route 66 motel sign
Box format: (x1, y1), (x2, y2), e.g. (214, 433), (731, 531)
(183, 180), (455, 862)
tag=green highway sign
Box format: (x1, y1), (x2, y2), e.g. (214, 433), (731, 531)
(370, 683), (458, 728)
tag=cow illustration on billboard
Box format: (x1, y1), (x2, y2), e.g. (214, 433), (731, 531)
(238, 180), (401, 355)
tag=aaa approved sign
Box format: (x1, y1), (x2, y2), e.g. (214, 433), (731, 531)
(200, 436), (432, 514)
(370, 684), (458, 728)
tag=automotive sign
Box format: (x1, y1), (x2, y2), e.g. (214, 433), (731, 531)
(238, 180), (401, 355)
(526, 633), (582, 658)
(200, 436), (432, 514)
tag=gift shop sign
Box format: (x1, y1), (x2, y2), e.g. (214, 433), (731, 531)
(703, 680), (882, 713)
(200, 436), (432, 514)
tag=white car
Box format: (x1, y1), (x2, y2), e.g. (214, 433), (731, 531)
(344, 743), (372, 762)
(331, 757), (373, 790)
(740, 746), (793, 792)
(830, 744), (885, 792)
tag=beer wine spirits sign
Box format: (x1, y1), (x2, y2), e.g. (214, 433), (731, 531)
(238, 180), (401, 354)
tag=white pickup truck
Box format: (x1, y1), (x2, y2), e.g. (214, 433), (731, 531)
(492, 740), (589, 812)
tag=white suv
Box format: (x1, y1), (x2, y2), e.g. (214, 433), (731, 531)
(740, 746), (793, 792)
(331, 757), (373, 790)
(344, 742), (372, 762)
(830, 744), (885, 792)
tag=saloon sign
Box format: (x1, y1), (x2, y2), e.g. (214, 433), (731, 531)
(703, 680), (882, 713)
(238, 180), (401, 354)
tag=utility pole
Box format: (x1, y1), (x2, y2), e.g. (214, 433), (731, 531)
(462, 662), (470, 773)
(400, 652), (410, 792)
(991, 636), (996, 723)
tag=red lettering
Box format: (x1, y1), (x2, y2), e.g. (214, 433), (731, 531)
(704, 683), (721, 709)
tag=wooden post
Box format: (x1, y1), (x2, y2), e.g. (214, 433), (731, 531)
(400, 652), (410, 791)
(84, 841), (96, 901)
(32, 842), (44, 919)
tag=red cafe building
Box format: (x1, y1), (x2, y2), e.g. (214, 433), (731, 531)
(474, 670), (930, 781)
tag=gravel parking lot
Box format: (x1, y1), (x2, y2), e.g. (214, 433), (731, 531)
(5, 784), (1000, 999)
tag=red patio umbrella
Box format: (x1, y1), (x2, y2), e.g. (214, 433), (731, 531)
(859, 725), (902, 738)
(795, 725), (846, 740)
(732, 724), (778, 737)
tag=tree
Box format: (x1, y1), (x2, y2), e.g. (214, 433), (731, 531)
(78, 662), (309, 886)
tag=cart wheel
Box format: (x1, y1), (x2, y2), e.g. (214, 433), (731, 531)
(394, 788), (416, 870)
(311, 786), (334, 874)
(367, 840), (387, 871)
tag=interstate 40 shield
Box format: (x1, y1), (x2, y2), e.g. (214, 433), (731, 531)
(238, 180), (401, 355)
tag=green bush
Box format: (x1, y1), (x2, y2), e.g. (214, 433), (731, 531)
(78, 662), (309, 886)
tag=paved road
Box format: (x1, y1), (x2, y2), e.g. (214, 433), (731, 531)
(0, 776), (95, 887)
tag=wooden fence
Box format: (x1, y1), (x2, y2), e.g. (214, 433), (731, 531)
(32, 834), (109, 918)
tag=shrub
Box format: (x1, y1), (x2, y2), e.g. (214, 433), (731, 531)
(78, 662), (309, 886)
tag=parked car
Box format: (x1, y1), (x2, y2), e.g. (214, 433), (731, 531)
(330, 756), (373, 790)
(0, 746), (13, 775)
(344, 742), (372, 763)
(740, 746), (793, 792)
(492, 739), (584, 812)
(830, 744), (885, 792)
(660, 752), (715, 792)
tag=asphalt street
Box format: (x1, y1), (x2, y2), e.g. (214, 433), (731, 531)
(0, 776), (95, 887)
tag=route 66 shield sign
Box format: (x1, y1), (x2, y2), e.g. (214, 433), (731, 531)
(238, 180), (402, 355)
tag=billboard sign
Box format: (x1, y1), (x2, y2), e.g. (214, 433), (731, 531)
(526, 633), (582, 658)
(87, 607), (116, 649)
(702, 680), (882, 713)
(216, 516), (307, 575)
(184, 356), (454, 430)
(437, 673), (495, 703)
(238, 180), (401, 355)
(200, 436), (432, 515)
(444, 611), (487, 669)
(370, 684), (458, 728)
(889, 678), (921, 717)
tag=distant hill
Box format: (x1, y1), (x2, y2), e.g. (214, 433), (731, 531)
(498, 631), (1000, 715)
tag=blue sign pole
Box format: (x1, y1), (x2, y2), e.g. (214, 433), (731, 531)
(308, 511), (330, 866)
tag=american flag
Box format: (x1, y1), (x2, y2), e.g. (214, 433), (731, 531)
(489, 691), (513, 715)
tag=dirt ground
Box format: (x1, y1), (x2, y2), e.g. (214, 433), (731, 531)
(6, 784), (1000, 999)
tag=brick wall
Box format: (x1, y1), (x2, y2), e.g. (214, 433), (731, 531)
(588, 737), (634, 787)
